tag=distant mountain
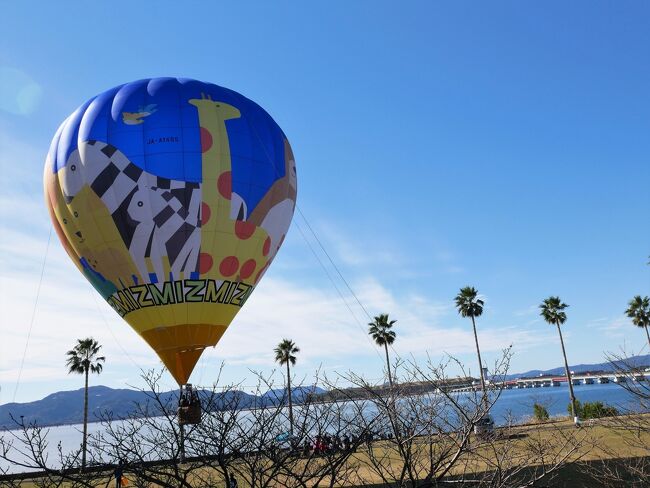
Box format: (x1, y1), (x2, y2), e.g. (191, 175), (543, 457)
(0, 386), (154, 429)
(261, 385), (327, 405)
(502, 354), (650, 380)
(5, 355), (647, 430)
(0, 385), (323, 430)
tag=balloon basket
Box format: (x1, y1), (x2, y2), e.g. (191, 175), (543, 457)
(178, 384), (202, 425)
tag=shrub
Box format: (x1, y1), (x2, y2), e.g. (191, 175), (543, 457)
(568, 399), (583, 418)
(533, 403), (550, 421)
(583, 401), (618, 419)
(567, 400), (618, 419)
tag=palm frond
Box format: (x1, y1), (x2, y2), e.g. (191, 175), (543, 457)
(454, 286), (484, 318)
(274, 339), (299, 366)
(539, 296), (569, 326)
(368, 313), (397, 347)
(625, 295), (650, 328)
(65, 338), (105, 376)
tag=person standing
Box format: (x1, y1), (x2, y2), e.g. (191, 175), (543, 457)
(114, 459), (124, 488)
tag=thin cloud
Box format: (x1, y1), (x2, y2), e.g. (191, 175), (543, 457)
(596, 315), (631, 338)
(513, 304), (540, 317)
(315, 221), (403, 268)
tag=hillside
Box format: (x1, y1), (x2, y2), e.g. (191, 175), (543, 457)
(3, 354), (648, 430)
(503, 354), (650, 380)
(0, 385), (324, 430)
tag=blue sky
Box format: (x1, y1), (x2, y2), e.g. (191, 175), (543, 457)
(1, 2), (648, 403)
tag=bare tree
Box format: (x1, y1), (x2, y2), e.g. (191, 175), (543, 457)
(1, 356), (598, 488)
(579, 351), (650, 486)
(0, 414), (104, 487)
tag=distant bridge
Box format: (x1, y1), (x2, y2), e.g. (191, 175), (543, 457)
(448, 371), (649, 392)
(504, 372), (650, 389)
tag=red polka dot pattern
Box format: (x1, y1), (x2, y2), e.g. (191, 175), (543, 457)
(199, 253), (213, 274)
(200, 127), (213, 153)
(219, 256), (239, 277)
(255, 263), (268, 283)
(201, 202), (211, 225)
(262, 237), (271, 256)
(235, 220), (256, 240)
(239, 259), (256, 280)
(217, 171), (232, 199)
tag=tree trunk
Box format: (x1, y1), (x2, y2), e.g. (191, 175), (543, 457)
(82, 368), (89, 470)
(471, 315), (487, 408)
(179, 422), (186, 463)
(286, 361), (294, 437)
(384, 344), (394, 389)
(383, 343), (398, 451)
(557, 322), (579, 425)
(644, 325), (650, 351)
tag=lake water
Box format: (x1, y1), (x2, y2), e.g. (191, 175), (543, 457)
(486, 382), (643, 423)
(1, 383), (644, 474)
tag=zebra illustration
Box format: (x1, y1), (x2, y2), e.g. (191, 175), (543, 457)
(58, 140), (201, 284)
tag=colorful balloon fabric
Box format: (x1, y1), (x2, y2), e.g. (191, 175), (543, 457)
(44, 78), (297, 384)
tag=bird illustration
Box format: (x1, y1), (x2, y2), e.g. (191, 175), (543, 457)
(122, 104), (157, 125)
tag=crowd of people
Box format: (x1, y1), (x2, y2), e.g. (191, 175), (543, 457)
(294, 429), (395, 457)
(299, 433), (353, 456)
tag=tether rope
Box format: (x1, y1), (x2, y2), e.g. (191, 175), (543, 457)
(294, 219), (385, 362)
(12, 227), (52, 402)
(246, 119), (403, 370)
(89, 288), (142, 370)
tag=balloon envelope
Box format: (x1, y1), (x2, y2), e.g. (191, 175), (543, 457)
(44, 78), (297, 384)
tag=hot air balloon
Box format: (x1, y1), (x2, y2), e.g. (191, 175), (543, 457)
(44, 78), (297, 421)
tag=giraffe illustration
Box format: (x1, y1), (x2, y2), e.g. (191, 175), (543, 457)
(248, 137), (297, 256)
(141, 93), (283, 383)
(188, 93), (275, 284)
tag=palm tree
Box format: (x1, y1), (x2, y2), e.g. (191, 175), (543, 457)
(539, 296), (579, 425)
(65, 337), (105, 469)
(625, 295), (650, 349)
(274, 338), (299, 436)
(368, 314), (397, 388)
(454, 287), (487, 403)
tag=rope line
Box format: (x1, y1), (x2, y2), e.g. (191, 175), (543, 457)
(294, 206), (374, 321)
(294, 219), (385, 362)
(245, 119), (403, 369)
(295, 209), (405, 370)
(12, 227), (52, 402)
(89, 288), (142, 370)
